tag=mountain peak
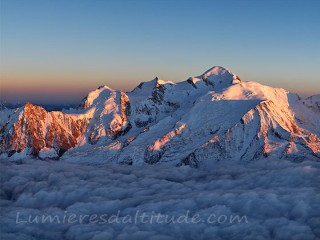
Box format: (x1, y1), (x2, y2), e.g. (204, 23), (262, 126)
(200, 66), (241, 87)
(152, 77), (174, 86)
(79, 85), (115, 109)
(24, 102), (42, 111)
(97, 85), (113, 91)
(202, 66), (231, 76)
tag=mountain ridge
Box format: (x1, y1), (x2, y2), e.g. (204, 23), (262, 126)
(1, 66), (319, 166)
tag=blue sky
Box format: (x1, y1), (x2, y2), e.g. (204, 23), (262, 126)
(1, 0), (319, 104)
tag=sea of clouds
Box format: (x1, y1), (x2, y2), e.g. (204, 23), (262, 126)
(0, 159), (319, 240)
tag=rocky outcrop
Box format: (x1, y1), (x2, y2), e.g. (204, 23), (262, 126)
(0, 102), (88, 157)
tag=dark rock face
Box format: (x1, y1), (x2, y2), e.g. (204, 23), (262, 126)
(187, 78), (198, 89)
(179, 153), (199, 168)
(144, 148), (163, 164)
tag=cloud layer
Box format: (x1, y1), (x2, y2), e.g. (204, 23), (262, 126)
(1, 159), (319, 240)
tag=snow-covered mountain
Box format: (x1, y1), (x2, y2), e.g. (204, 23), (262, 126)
(1, 66), (319, 166)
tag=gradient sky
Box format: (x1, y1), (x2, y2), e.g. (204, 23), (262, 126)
(1, 0), (319, 104)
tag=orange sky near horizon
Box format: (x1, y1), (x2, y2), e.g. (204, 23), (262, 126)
(1, 68), (319, 105)
(1, 0), (319, 105)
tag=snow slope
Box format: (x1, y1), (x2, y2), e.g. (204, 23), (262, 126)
(0, 66), (319, 166)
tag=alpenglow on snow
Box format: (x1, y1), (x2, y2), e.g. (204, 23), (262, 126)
(1, 66), (319, 166)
